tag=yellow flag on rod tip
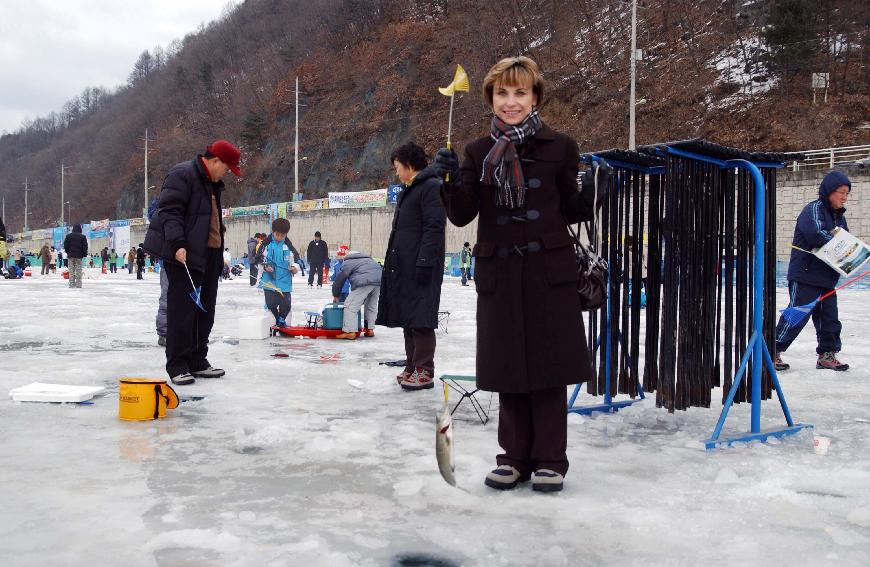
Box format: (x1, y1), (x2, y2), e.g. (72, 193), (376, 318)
(438, 64), (470, 96)
(440, 64), (469, 153)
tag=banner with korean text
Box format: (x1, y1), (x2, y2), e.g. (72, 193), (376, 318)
(328, 189), (388, 209)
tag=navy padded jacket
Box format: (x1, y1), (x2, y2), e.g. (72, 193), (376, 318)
(786, 171), (851, 289)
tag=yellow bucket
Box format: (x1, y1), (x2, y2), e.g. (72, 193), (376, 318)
(119, 378), (180, 421)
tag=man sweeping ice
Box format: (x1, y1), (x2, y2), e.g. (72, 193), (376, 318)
(774, 171), (853, 372)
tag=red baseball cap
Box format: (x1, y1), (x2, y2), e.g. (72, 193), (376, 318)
(207, 140), (242, 176)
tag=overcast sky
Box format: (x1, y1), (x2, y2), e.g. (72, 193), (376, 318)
(0, 0), (236, 134)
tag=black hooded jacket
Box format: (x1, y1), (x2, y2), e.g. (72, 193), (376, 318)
(144, 157), (225, 273)
(63, 225), (88, 259)
(375, 166), (446, 329)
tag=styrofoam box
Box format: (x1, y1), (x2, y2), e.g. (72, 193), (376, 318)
(238, 314), (273, 340)
(10, 382), (106, 403)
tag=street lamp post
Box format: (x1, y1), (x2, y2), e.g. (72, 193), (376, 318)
(65, 201), (71, 225)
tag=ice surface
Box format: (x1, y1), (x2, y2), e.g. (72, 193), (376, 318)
(1, 269), (869, 566)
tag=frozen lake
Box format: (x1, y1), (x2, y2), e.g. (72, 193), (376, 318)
(1, 268), (869, 566)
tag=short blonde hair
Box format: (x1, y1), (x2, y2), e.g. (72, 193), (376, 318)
(482, 56), (544, 106)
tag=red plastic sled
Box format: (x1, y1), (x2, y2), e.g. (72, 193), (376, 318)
(271, 326), (370, 339)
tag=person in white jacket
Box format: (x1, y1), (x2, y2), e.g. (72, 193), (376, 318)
(222, 248), (232, 280)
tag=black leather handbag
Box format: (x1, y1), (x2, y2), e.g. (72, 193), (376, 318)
(565, 161), (609, 311)
(566, 220), (608, 311)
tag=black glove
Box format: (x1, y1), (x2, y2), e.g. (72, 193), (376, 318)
(580, 159), (612, 208)
(433, 148), (460, 182)
(415, 266), (433, 285)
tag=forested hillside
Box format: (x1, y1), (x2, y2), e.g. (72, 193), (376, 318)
(1, 0), (867, 230)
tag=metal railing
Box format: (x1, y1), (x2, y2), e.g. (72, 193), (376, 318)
(790, 144), (870, 171)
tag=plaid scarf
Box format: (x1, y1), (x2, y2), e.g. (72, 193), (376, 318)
(481, 107), (542, 208)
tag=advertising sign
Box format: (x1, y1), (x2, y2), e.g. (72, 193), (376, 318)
(328, 189), (388, 209)
(230, 205), (269, 217)
(388, 184), (403, 204)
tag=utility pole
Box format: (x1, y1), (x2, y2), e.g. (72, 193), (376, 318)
(61, 161), (64, 225)
(60, 161), (71, 225)
(628, 0), (638, 150)
(24, 177), (29, 232)
(294, 76), (299, 199)
(139, 128), (156, 218)
(144, 127), (149, 218)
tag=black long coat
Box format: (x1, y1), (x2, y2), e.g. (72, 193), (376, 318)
(443, 124), (594, 393)
(376, 167), (446, 329)
(144, 157), (225, 273)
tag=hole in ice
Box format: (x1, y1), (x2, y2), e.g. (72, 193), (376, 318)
(236, 445), (264, 455)
(391, 553), (460, 567)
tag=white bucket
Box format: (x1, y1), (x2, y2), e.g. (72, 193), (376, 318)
(813, 435), (831, 455)
(238, 314), (272, 340)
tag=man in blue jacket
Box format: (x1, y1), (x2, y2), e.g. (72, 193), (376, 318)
(144, 140), (242, 385)
(774, 171), (852, 372)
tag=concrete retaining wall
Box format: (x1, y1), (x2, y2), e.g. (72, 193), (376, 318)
(12, 168), (866, 266)
(774, 167), (868, 262)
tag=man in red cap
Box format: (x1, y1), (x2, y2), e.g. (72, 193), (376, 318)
(144, 140), (242, 385)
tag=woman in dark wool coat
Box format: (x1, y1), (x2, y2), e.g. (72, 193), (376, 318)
(433, 56), (600, 493)
(376, 142), (447, 391)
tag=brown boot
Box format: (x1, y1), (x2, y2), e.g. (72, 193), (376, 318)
(335, 332), (357, 340)
(817, 352), (848, 371)
(364, 329), (375, 337)
(774, 353), (790, 371)
(395, 371), (411, 385)
(399, 367), (434, 391)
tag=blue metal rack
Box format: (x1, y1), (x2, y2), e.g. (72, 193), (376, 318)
(567, 324), (646, 416)
(567, 155), (651, 416)
(662, 146), (813, 449)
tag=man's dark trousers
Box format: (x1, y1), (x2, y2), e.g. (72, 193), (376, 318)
(775, 280), (841, 355)
(265, 289), (291, 323)
(249, 264), (258, 286)
(164, 248), (222, 377)
(308, 263), (324, 286)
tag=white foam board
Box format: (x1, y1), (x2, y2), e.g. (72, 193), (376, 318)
(9, 382), (106, 403)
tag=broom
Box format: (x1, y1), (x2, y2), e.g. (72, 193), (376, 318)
(779, 267), (870, 326)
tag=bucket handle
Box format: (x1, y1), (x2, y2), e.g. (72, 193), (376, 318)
(154, 384), (169, 419)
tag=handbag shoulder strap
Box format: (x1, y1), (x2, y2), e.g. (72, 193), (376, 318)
(565, 162), (602, 252)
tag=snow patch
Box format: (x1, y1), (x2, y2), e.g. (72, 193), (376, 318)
(846, 507), (870, 528)
(824, 526), (870, 546)
(714, 468), (740, 484)
(708, 36), (777, 109)
(144, 528), (240, 553)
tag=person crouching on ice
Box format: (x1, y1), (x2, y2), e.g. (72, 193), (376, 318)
(332, 251), (383, 339)
(257, 218), (298, 328)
